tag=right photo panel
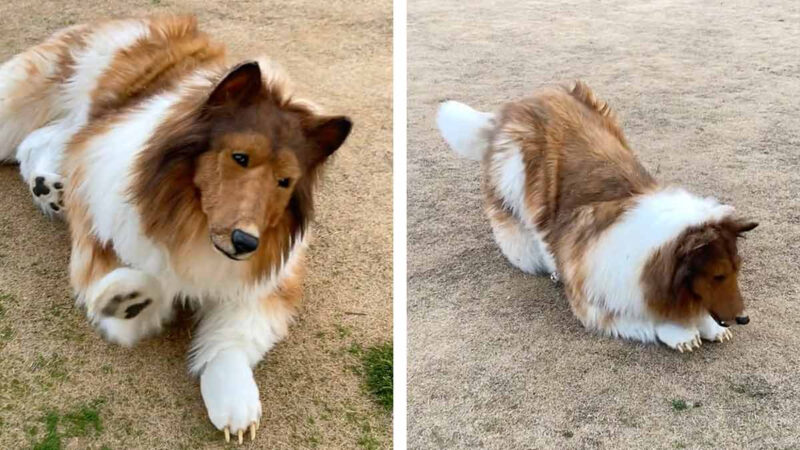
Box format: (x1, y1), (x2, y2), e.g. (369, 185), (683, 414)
(408, 1), (799, 448)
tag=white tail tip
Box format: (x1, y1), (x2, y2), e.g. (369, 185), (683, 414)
(436, 100), (494, 161)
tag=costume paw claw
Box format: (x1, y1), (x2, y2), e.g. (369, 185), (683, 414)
(201, 351), (262, 444)
(656, 323), (702, 353)
(676, 335), (702, 353)
(715, 328), (733, 343)
(223, 423), (257, 443)
(698, 314), (734, 343)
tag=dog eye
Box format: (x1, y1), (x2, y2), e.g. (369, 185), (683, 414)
(232, 153), (249, 167)
(713, 275), (727, 282)
(277, 178), (291, 188)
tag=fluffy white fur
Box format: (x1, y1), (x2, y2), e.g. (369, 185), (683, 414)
(0, 19), (306, 434)
(583, 188), (735, 318)
(436, 100), (494, 160)
(438, 103), (557, 275)
(489, 134), (557, 275)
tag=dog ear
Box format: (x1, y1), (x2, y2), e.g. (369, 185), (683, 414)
(671, 228), (716, 301)
(302, 115), (352, 166)
(207, 61), (262, 107)
(734, 220), (758, 234)
(671, 257), (695, 303)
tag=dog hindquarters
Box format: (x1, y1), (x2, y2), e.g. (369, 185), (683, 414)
(487, 202), (556, 274)
(0, 26), (84, 161)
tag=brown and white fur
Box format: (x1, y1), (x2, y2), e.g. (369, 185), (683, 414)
(437, 82), (757, 352)
(0, 16), (352, 442)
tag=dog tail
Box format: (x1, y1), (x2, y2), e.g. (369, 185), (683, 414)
(436, 100), (494, 161)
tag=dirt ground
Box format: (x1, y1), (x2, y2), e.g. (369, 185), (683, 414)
(0, 1), (391, 449)
(409, 1), (799, 448)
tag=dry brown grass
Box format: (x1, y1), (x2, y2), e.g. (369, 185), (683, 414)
(0, 1), (392, 449)
(409, 0), (800, 448)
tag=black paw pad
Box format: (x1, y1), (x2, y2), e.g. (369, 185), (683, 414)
(32, 177), (50, 197)
(53, 182), (63, 190)
(124, 298), (152, 319)
(49, 202), (60, 212)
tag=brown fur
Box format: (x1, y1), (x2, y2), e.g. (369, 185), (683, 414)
(90, 16), (226, 119)
(489, 82), (657, 323)
(129, 59), (350, 282)
(643, 219), (757, 322)
(260, 244), (306, 330)
(56, 16), (351, 301)
(65, 117), (118, 294)
(487, 81), (755, 326)
(40, 24), (91, 84)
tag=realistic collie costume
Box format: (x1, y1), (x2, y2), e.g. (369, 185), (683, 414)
(0, 16), (351, 443)
(437, 82), (757, 352)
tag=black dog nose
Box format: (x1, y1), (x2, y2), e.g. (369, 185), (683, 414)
(735, 316), (750, 325)
(231, 229), (259, 254)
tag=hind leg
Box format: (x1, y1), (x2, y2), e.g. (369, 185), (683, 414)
(16, 122), (71, 215)
(487, 203), (556, 275)
(0, 24), (90, 162)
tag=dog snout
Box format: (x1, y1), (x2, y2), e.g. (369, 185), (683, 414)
(231, 229), (259, 254)
(735, 315), (750, 325)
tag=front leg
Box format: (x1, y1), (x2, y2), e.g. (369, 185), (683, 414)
(83, 267), (171, 347)
(698, 313), (733, 343)
(199, 348), (261, 444)
(655, 322), (702, 353)
(190, 277), (301, 443)
(71, 236), (172, 347)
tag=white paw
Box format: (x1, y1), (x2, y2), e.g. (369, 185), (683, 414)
(201, 351), (262, 443)
(656, 322), (702, 353)
(699, 314), (733, 343)
(30, 171), (65, 214)
(83, 268), (169, 347)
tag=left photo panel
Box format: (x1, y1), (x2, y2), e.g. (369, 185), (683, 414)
(0, 1), (393, 448)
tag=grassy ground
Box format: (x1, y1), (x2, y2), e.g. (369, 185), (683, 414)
(408, 0), (800, 448)
(0, 1), (392, 449)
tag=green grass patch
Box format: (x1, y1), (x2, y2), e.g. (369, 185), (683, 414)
(361, 342), (392, 411)
(30, 399), (105, 449)
(356, 420), (383, 450)
(670, 399), (688, 411)
(357, 431), (380, 450)
(33, 412), (59, 450)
